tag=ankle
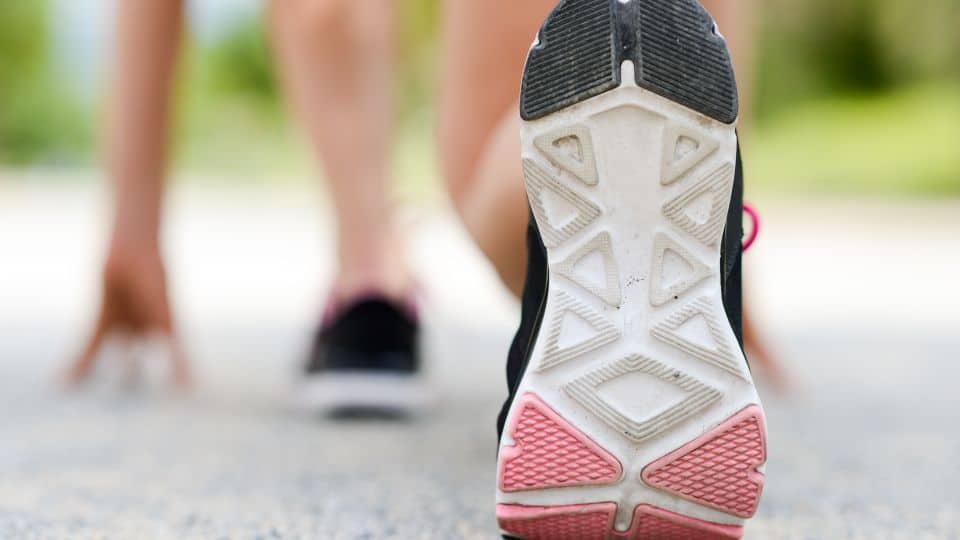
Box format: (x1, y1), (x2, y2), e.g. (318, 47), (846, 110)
(331, 267), (411, 305)
(324, 270), (418, 328)
(103, 239), (164, 280)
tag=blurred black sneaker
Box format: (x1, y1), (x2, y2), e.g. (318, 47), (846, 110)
(495, 1), (768, 538)
(299, 295), (428, 415)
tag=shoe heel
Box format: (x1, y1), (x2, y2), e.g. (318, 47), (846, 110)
(521, 0), (739, 124)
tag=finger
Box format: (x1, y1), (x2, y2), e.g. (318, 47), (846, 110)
(168, 338), (192, 388)
(64, 309), (112, 386)
(131, 266), (174, 333)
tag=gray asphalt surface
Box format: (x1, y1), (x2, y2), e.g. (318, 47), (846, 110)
(1, 184), (958, 539)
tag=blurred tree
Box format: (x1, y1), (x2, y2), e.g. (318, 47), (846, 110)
(752, 0), (960, 118)
(193, 1), (443, 122)
(397, 0), (440, 121)
(2, 0), (956, 177)
(873, 0), (960, 84)
(0, 1), (88, 165)
(204, 15), (277, 106)
(0, 2), (46, 77)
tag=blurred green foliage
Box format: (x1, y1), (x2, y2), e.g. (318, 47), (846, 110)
(172, 17), (288, 180)
(753, 0), (960, 118)
(203, 17), (277, 106)
(0, 2), (87, 164)
(749, 83), (960, 196)
(397, 0), (441, 120)
(1, 0), (958, 195)
(173, 3), (444, 180)
(190, 0), (441, 120)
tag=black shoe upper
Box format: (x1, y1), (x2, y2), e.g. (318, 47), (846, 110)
(498, 211), (551, 439)
(721, 145), (745, 345)
(498, 145), (746, 441)
(306, 298), (420, 376)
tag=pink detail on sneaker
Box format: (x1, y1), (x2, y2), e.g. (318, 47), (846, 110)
(497, 503), (615, 540)
(499, 393), (622, 492)
(742, 203), (760, 252)
(629, 505), (743, 539)
(496, 503), (743, 539)
(642, 405), (767, 518)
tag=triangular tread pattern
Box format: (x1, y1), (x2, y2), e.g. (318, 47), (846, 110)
(660, 124), (719, 185)
(534, 124), (599, 186)
(553, 231), (622, 307)
(649, 233), (712, 306)
(524, 158), (601, 248)
(651, 297), (746, 379)
(537, 291), (620, 372)
(663, 162), (734, 248)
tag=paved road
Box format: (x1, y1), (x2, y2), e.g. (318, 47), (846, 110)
(1, 182), (958, 539)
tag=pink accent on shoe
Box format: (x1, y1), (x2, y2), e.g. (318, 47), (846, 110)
(497, 503), (615, 540)
(642, 405), (767, 518)
(496, 503), (743, 539)
(628, 505), (743, 539)
(742, 203), (760, 252)
(499, 393), (622, 492)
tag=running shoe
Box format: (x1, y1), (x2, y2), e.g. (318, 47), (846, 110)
(300, 296), (427, 415)
(496, 0), (767, 537)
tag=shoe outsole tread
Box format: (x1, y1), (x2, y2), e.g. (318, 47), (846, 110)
(501, 1), (765, 538)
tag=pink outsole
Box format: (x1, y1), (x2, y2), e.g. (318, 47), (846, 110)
(498, 393), (622, 492)
(496, 502), (743, 540)
(642, 405), (767, 518)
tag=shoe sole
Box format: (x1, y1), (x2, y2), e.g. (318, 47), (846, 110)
(497, 1), (767, 538)
(297, 373), (432, 414)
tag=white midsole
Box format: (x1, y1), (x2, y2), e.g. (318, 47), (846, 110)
(296, 372), (432, 411)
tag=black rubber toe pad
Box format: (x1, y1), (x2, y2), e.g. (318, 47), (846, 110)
(520, 0), (738, 124)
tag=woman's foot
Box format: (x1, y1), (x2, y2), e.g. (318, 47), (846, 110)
(298, 292), (426, 416)
(496, 1), (767, 537)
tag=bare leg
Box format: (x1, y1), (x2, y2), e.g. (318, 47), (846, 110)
(438, 0), (556, 296)
(703, 0), (787, 390)
(743, 307), (789, 390)
(440, 0), (759, 296)
(701, 0), (756, 123)
(440, 0), (787, 390)
(67, 0), (189, 386)
(268, 0), (406, 303)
